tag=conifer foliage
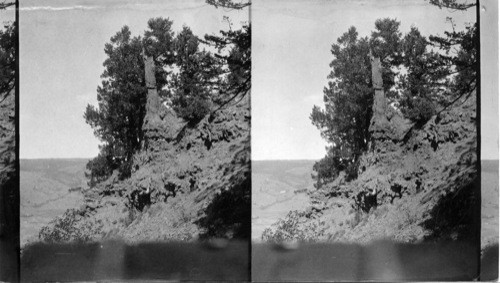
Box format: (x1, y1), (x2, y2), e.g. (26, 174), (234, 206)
(85, 16), (251, 186)
(311, 4), (477, 188)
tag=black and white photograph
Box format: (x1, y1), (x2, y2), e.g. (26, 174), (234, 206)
(0, 0), (499, 281)
(252, 0), (496, 280)
(18, 0), (250, 280)
(0, 1), (17, 282)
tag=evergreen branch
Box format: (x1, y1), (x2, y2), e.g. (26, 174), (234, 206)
(0, 1), (14, 9)
(436, 77), (476, 116)
(206, 0), (250, 10)
(211, 76), (250, 114)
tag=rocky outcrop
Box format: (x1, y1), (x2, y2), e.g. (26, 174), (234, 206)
(41, 82), (250, 243)
(142, 54), (182, 147)
(368, 55), (413, 143)
(264, 57), (477, 244)
(38, 50), (250, 243)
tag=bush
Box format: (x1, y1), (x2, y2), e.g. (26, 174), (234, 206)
(85, 152), (114, 187)
(399, 95), (436, 124)
(312, 155), (339, 189)
(39, 209), (103, 243)
(345, 158), (360, 182)
(261, 210), (323, 242)
(174, 96), (212, 124)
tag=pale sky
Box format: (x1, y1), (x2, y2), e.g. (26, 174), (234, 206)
(20, 0), (248, 158)
(251, 0), (496, 160)
(16, 0), (499, 160)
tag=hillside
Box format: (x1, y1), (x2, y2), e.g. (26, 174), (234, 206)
(35, 94), (250, 243)
(262, 84), (480, 246)
(252, 160), (315, 240)
(21, 159), (88, 188)
(0, 89), (16, 281)
(20, 159), (88, 246)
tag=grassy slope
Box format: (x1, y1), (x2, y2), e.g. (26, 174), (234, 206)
(252, 160), (316, 241)
(20, 158), (88, 246)
(257, 159), (497, 248)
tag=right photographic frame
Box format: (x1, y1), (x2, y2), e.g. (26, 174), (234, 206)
(252, 0), (496, 281)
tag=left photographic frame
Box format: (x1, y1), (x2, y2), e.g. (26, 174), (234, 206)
(18, 0), (250, 281)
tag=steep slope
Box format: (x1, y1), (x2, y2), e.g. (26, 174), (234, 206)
(38, 93), (250, 243)
(0, 89), (17, 282)
(263, 57), (478, 245)
(263, 92), (477, 244)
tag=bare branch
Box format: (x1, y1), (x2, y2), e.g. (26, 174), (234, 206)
(205, 0), (250, 10)
(429, 0), (476, 11)
(0, 1), (14, 10)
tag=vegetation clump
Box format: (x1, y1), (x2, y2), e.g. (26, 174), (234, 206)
(39, 0), (251, 244)
(84, 17), (250, 185)
(310, 3), (476, 189)
(265, 0), (478, 244)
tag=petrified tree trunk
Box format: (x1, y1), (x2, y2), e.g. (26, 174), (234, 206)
(370, 55), (387, 119)
(140, 51), (183, 153)
(142, 52), (163, 142)
(368, 52), (412, 142)
(369, 53), (390, 140)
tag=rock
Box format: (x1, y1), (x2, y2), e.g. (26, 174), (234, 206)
(368, 55), (413, 142)
(264, 63), (477, 244)
(142, 54), (183, 146)
(49, 80), (250, 243)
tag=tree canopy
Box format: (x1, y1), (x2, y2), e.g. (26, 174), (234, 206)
(311, 9), (477, 188)
(310, 19), (402, 187)
(84, 16), (251, 186)
(205, 0), (250, 10)
(0, 21), (15, 102)
(84, 25), (152, 185)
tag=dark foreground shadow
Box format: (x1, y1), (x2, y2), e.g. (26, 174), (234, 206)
(0, 173), (19, 282)
(481, 243), (499, 281)
(21, 240), (249, 281)
(252, 240), (480, 281)
(19, 239), (496, 281)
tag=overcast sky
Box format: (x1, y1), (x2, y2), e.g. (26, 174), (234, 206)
(19, 0), (248, 159)
(251, 0), (494, 160)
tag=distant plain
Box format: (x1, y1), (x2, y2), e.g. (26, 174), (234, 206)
(252, 160), (316, 241)
(20, 158), (89, 246)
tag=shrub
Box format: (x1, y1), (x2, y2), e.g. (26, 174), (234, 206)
(261, 210), (323, 242)
(399, 95), (436, 124)
(39, 209), (103, 243)
(174, 96), (211, 124)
